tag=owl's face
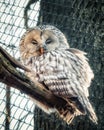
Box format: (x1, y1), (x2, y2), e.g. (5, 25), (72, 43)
(20, 25), (69, 60)
(23, 29), (60, 56)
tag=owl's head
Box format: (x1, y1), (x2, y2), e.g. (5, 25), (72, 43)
(20, 25), (69, 60)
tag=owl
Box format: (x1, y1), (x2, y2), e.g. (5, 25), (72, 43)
(19, 25), (98, 124)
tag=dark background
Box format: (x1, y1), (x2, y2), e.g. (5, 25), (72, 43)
(34, 0), (104, 130)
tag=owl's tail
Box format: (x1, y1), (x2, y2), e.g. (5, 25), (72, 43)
(70, 96), (98, 124)
(84, 97), (98, 124)
(57, 96), (98, 125)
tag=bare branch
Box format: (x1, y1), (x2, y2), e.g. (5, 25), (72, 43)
(0, 46), (67, 111)
(24, 0), (39, 29)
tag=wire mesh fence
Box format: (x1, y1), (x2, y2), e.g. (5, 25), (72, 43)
(0, 0), (40, 130)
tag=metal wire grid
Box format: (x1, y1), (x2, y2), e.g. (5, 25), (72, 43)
(0, 0), (40, 130)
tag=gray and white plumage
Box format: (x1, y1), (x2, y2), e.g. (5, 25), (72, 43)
(19, 25), (98, 124)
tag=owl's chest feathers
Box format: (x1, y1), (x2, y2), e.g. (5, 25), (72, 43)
(24, 49), (93, 88)
(30, 52), (60, 73)
(25, 50), (66, 81)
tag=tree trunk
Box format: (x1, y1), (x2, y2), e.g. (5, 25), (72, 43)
(34, 0), (104, 130)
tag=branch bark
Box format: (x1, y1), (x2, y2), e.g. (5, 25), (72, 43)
(0, 46), (67, 111)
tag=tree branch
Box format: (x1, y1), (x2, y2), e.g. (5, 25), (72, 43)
(0, 46), (67, 110)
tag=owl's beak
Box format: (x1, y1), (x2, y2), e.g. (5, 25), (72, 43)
(39, 44), (47, 55)
(39, 47), (44, 54)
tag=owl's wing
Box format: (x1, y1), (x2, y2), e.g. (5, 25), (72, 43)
(37, 48), (94, 97)
(32, 48), (97, 123)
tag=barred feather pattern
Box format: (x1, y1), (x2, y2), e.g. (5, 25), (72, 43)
(19, 25), (98, 124)
(25, 48), (97, 124)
